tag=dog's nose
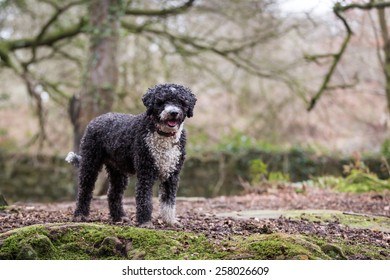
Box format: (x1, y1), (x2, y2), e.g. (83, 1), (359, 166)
(169, 110), (179, 117)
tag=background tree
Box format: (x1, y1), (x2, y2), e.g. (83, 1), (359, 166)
(1, 0), (388, 155)
(307, 0), (390, 113)
(0, 0), (295, 152)
(69, 0), (121, 152)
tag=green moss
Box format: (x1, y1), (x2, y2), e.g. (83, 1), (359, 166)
(336, 241), (389, 260)
(308, 235), (388, 260)
(0, 223), (388, 260)
(0, 225), (50, 259)
(0, 223), (219, 260)
(242, 234), (329, 260)
(287, 211), (390, 233)
(16, 244), (37, 260)
(337, 170), (390, 193)
(320, 244), (347, 260)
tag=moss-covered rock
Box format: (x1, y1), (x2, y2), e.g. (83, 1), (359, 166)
(234, 233), (329, 260)
(1, 223), (386, 260)
(16, 244), (37, 260)
(321, 244), (347, 260)
(0, 223), (220, 260)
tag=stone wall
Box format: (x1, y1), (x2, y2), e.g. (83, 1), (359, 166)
(0, 150), (388, 202)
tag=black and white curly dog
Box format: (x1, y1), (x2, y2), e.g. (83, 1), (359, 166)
(65, 83), (196, 227)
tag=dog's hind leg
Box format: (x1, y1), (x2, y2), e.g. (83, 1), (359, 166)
(106, 165), (128, 222)
(73, 155), (103, 222)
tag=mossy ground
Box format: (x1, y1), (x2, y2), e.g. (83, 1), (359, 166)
(288, 210), (390, 232)
(0, 223), (387, 260)
(0, 223), (222, 260)
(219, 209), (390, 233)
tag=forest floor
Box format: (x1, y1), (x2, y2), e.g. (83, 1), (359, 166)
(0, 187), (389, 259)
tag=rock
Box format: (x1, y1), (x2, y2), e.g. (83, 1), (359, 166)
(293, 254), (309, 260)
(97, 236), (124, 257)
(28, 234), (55, 256)
(17, 244), (38, 260)
(321, 244), (347, 260)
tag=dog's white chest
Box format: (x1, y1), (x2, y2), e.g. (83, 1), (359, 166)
(145, 131), (182, 180)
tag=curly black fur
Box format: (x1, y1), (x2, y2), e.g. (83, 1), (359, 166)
(66, 84), (196, 226)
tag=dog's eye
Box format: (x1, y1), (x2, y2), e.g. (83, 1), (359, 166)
(180, 99), (188, 107)
(156, 98), (164, 106)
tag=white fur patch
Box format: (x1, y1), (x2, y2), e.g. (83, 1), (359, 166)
(145, 124), (183, 180)
(65, 152), (76, 163)
(160, 203), (176, 225)
(65, 151), (81, 167)
(159, 104), (181, 122)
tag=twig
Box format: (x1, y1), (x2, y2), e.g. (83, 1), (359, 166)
(343, 211), (389, 218)
(307, 7), (352, 111)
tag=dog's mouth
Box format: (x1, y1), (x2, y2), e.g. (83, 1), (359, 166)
(166, 120), (178, 127)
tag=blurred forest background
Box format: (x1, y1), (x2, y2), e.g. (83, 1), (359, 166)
(1, 0), (390, 202)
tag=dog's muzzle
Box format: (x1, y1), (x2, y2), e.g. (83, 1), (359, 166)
(156, 105), (183, 136)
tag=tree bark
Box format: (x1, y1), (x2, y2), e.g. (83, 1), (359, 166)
(70, 0), (120, 152)
(378, 7), (390, 113)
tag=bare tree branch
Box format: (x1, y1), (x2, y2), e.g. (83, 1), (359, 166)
(7, 17), (87, 51)
(335, 1), (390, 12)
(125, 0), (195, 17)
(21, 71), (47, 150)
(307, 5), (353, 111)
(121, 20), (285, 80)
(308, 1), (390, 111)
(27, 0), (87, 65)
(368, 9), (385, 71)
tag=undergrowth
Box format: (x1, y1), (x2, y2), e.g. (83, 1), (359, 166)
(312, 155), (390, 193)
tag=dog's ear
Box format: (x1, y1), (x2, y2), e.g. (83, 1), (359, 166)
(142, 87), (155, 116)
(185, 89), (197, 118)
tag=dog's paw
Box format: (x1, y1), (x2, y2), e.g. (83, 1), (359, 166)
(113, 216), (131, 224)
(167, 220), (183, 228)
(138, 221), (155, 229)
(73, 215), (89, 222)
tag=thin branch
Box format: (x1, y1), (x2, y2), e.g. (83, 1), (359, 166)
(125, 0), (195, 17)
(122, 21), (303, 90)
(7, 17), (87, 51)
(304, 53), (338, 63)
(368, 9), (385, 71)
(27, 0), (87, 64)
(21, 71), (47, 150)
(378, 6), (390, 76)
(307, 7), (353, 111)
(335, 1), (390, 12)
(36, 1), (87, 44)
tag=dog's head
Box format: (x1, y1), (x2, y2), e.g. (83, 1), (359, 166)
(142, 83), (197, 135)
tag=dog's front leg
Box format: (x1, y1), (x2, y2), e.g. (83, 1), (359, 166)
(135, 172), (157, 228)
(159, 174), (181, 227)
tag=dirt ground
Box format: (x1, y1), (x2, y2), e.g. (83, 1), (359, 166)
(1, 187), (389, 257)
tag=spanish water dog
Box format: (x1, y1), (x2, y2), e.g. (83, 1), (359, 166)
(66, 83), (196, 227)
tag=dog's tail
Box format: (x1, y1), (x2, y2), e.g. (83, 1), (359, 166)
(65, 151), (81, 168)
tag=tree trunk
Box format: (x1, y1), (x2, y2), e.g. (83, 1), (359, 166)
(378, 7), (390, 112)
(70, 0), (120, 152)
(69, 0), (120, 196)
